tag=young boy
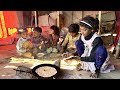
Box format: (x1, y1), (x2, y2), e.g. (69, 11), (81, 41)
(75, 16), (115, 78)
(30, 27), (46, 56)
(60, 23), (81, 53)
(16, 28), (33, 58)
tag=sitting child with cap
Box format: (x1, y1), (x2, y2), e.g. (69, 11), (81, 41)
(16, 28), (34, 58)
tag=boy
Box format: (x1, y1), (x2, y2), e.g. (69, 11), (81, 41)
(60, 23), (81, 53)
(30, 27), (46, 57)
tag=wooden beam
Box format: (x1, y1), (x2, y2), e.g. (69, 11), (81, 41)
(82, 11), (84, 18)
(98, 11), (102, 35)
(34, 11), (37, 27)
(57, 11), (59, 27)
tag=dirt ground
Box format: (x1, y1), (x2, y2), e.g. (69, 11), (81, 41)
(0, 44), (120, 79)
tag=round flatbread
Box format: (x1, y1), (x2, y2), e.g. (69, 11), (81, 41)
(35, 66), (57, 77)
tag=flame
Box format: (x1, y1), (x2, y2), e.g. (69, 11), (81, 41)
(27, 28), (33, 34)
(8, 28), (17, 35)
(0, 11), (33, 39)
(0, 11), (7, 38)
(0, 24), (3, 38)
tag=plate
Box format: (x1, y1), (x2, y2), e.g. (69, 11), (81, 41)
(37, 53), (45, 58)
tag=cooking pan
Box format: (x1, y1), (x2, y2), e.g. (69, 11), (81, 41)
(13, 66), (38, 79)
(32, 64), (60, 79)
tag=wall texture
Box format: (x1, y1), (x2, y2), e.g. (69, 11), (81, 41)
(62, 11), (113, 27)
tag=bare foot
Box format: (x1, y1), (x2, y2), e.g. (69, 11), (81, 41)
(89, 72), (99, 78)
(76, 63), (82, 71)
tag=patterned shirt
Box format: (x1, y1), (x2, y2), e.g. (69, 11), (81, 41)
(30, 35), (45, 48)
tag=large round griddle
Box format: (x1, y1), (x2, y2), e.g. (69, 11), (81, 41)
(32, 64), (60, 79)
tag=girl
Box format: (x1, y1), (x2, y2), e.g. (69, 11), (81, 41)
(46, 25), (60, 53)
(49, 25), (60, 47)
(75, 16), (115, 78)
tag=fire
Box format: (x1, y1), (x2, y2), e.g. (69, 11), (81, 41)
(0, 24), (3, 38)
(27, 28), (33, 34)
(0, 11), (7, 38)
(0, 11), (33, 39)
(8, 28), (17, 36)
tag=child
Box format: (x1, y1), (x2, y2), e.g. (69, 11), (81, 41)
(75, 16), (115, 78)
(30, 27), (46, 56)
(49, 25), (60, 47)
(57, 27), (68, 52)
(57, 27), (68, 45)
(60, 23), (81, 53)
(46, 25), (60, 53)
(16, 28), (33, 58)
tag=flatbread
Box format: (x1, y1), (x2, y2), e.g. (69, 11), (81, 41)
(35, 66), (57, 77)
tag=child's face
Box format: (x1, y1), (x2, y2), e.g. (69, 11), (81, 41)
(49, 29), (54, 34)
(32, 31), (41, 37)
(70, 32), (77, 37)
(80, 26), (92, 37)
(21, 32), (28, 39)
